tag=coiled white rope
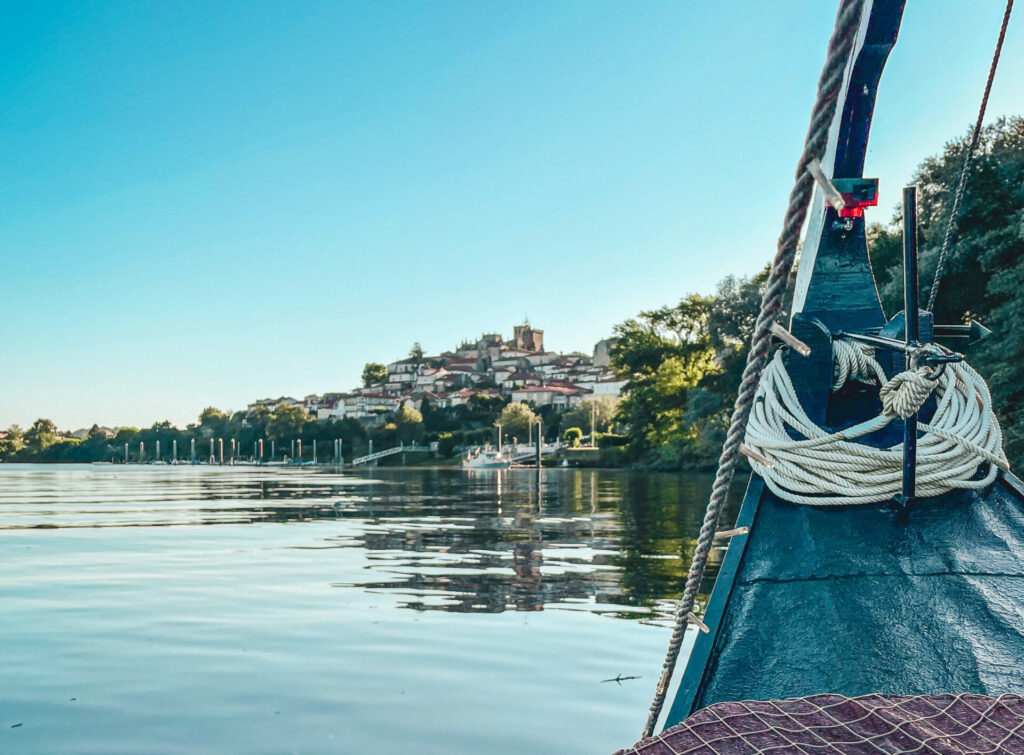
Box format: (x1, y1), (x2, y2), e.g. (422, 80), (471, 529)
(744, 340), (1008, 505)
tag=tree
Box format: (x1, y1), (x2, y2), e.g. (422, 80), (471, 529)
(246, 404), (273, 437)
(0, 424), (24, 460)
(613, 294), (716, 464)
(437, 432), (456, 457)
(409, 342), (424, 364)
(563, 427), (583, 447)
(868, 117), (1024, 461)
(395, 402), (423, 426)
(560, 396), (620, 436)
(24, 418), (58, 451)
(362, 362), (388, 387)
(394, 402), (424, 444)
(199, 407), (227, 426)
(267, 404), (310, 439)
(496, 402), (538, 436)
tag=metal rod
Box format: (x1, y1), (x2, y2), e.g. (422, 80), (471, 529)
(902, 185), (919, 506)
(835, 331), (963, 364)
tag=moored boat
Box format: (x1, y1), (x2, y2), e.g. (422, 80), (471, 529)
(620, 0), (1024, 751)
(462, 448), (511, 470)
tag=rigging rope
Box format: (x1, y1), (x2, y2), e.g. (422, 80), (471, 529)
(744, 340), (1007, 506)
(927, 0), (1014, 312)
(642, 0), (866, 737)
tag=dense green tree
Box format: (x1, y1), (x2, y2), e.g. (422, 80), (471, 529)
(394, 402), (424, 444)
(409, 342), (424, 364)
(87, 424), (107, 440)
(197, 406), (228, 439)
(437, 432), (456, 457)
(613, 295), (714, 464)
(199, 407), (227, 425)
(453, 392), (506, 429)
(362, 362), (388, 387)
(24, 418), (58, 451)
(267, 404), (310, 439)
(495, 402), (538, 436)
(610, 272), (770, 468)
(559, 396), (620, 436)
(395, 403), (423, 426)
(563, 427), (583, 447)
(868, 117), (1024, 461)
(0, 424), (24, 459)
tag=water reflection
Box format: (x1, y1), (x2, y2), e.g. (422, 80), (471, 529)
(0, 464), (744, 622)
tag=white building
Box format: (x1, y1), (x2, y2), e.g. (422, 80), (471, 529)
(511, 385), (591, 409)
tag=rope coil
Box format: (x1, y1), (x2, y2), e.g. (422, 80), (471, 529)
(743, 341), (1008, 506)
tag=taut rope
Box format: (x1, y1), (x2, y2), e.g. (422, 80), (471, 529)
(641, 0), (866, 736)
(927, 0), (1014, 311)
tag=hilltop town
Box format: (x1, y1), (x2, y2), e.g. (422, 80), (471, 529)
(247, 324), (624, 426)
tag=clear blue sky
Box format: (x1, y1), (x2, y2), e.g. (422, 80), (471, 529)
(1, 1), (1021, 430)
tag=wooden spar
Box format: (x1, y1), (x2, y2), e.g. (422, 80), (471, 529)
(790, 0), (904, 332)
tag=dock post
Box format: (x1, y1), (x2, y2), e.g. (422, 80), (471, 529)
(191, 438), (196, 463)
(172, 439), (177, 462)
(218, 438), (224, 465)
(298, 439), (303, 461)
(313, 439), (317, 464)
(535, 421), (542, 468)
(125, 442), (129, 463)
(156, 440), (160, 462)
(901, 186), (919, 508)
(139, 441), (144, 463)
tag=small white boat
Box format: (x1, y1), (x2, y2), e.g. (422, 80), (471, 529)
(462, 448), (511, 470)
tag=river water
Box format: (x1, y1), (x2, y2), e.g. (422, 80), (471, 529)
(0, 464), (742, 754)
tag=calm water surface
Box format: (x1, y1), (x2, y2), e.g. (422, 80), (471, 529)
(0, 464), (741, 754)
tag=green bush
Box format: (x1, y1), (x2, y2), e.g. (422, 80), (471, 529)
(437, 432), (456, 457)
(563, 427), (583, 447)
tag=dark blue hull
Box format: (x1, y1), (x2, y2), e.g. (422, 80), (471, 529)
(666, 475), (1024, 727)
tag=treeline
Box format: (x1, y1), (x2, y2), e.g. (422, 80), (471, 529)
(610, 117), (1024, 470)
(0, 407), (373, 464)
(0, 393), (623, 464)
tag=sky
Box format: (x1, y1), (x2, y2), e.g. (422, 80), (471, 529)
(1, 1), (1022, 430)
